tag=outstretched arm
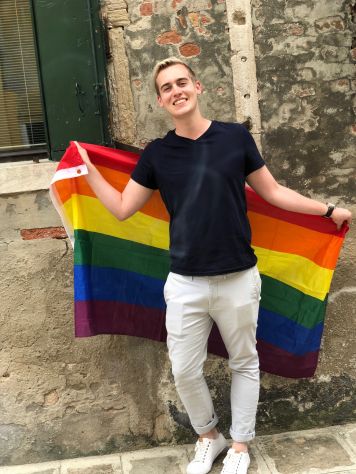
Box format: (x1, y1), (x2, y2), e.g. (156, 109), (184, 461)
(74, 141), (153, 221)
(246, 165), (352, 230)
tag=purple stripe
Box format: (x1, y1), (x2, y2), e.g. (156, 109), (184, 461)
(75, 300), (319, 378)
(257, 339), (319, 378)
(75, 300), (167, 341)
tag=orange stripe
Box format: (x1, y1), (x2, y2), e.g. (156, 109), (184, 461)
(53, 166), (169, 222)
(248, 211), (343, 269)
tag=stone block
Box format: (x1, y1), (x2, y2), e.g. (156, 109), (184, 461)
(179, 42), (201, 57)
(106, 10), (130, 27)
(315, 16), (345, 32)
(121, 447), (188, 473)
(66, 465), (115, 474)
(156, 30), (182, 44)
(139, 3), (153, 17)
(329, 78), (350, 93)
(259, 433), (354, 472)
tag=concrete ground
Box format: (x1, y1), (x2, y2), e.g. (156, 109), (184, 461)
(0, 424), (355, 474)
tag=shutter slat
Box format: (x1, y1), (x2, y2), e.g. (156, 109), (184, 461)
(0, 0), (46, 153)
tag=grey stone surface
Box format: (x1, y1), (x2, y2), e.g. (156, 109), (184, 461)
(0, 424), (356, 473)
(66, 465), (114, 474)
(121, 447), (188, 474)
(260, 434), (353, 472)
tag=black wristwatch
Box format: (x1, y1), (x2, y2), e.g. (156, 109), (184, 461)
(323, 203), (335, 218)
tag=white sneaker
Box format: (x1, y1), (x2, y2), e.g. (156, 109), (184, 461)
(221, 449), (250, 474)
(186, 433), (228, 474)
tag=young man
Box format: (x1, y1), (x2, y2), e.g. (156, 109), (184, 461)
(75, 57), (352, 474)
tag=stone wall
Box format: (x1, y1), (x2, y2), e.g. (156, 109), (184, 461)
(0, 0), (355, 466)
(102, 0), (236, 147)
(249, 0), (356, 434)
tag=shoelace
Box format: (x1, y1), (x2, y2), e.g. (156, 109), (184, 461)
(192, 439), (211, 463)
(222, 451), (244, 473)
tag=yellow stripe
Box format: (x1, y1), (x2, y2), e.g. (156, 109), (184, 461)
(63, 195), (332, 299)
(64, 194), (169, 250)
(254, 246), (333, 301)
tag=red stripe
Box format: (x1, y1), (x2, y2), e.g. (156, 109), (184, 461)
(246, 187), (348, 237)
(56, 142), (139, 174)
(77, 142), (139, 173)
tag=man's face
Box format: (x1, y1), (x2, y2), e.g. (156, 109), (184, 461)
(155, 64), (202, 118)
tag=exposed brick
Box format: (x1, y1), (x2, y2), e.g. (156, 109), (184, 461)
(140, 2), (153, 16)
(291, 84), (316, 98)
(329, 78), (350, 93)
(286, 22), (304, 36)
(201, 14), (212, 25)
(132, 79), (142, 90)
(320, 46), (348, 62)
(188, 12), (200, 28)
(157, 30), (182, 45)
(315, 16), (345, 33)
(172, 0), (183, 9)
(351, 124), (356, 136)
(21, 227), (67, 240)
(179, 42), (201, 57)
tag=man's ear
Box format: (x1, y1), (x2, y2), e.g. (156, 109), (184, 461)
(195, 80), (203, 95)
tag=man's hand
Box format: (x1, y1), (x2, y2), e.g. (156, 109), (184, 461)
(70, 140), (153, 221)
(331, 207), (352, 230)
(73, 141), (92, 166)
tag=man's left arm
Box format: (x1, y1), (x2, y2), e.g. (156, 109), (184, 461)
(246, 165), (352, 230)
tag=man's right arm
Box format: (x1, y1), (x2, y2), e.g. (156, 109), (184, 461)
(74, 141), (154, 221)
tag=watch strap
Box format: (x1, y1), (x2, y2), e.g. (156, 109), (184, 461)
(323, 203), (335, 218)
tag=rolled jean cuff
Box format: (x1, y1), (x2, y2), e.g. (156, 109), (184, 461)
(193, 413), (219, 436)
(230, 427), (255, 443)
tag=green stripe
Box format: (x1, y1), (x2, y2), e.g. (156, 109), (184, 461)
(260, 275), (327, 329)
(74, 229), (169, 280)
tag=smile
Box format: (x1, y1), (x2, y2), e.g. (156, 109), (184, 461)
(173, 98), (188, 105)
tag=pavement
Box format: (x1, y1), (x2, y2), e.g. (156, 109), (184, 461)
(0, 424), (355, 474)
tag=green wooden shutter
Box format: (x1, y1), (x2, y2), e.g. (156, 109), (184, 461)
(31, 0), (111, 161)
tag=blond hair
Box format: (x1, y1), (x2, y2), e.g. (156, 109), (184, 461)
(153, 57), (197, 95)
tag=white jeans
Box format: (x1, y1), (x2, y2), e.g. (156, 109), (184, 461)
(164, 266), (261, 442)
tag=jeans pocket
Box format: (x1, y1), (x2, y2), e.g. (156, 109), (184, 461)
(251, 266), (262, 301)
(165, 300), (184, 336)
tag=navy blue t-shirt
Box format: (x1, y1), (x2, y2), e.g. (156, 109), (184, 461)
(131, 121), (265, 276)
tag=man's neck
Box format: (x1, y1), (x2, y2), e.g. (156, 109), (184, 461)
(173, 113), (212, 140)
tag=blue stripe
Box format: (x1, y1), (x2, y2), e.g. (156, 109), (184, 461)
(74, 265), (166, 309)
(257, 307), (324, 356)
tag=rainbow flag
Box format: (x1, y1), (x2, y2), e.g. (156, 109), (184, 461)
(50, 142), (348, 378)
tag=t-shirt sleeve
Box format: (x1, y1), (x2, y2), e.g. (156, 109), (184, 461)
(240, 125), (265, 177)
(131, 141), (158, 190)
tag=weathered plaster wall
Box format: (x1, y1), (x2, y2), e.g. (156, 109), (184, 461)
(1, 0), (355, 466)
(252, 0), (355, 200)
(0, 170), (174, 465)
(247, 0), (356, 436)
